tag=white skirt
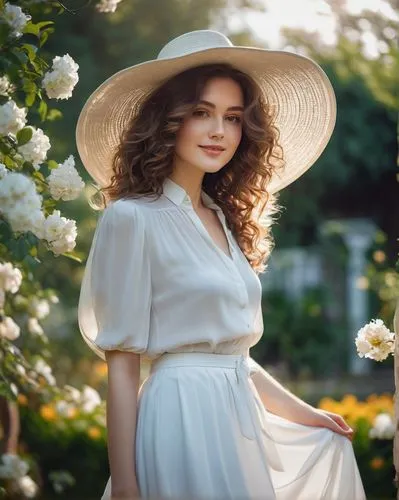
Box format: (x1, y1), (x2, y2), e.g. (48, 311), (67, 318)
(101, 352), (366, 500)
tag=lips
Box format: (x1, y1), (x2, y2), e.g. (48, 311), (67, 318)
(199, 145), (226, 151)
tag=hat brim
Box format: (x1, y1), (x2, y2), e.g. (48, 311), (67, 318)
(76, 46), (336, 194)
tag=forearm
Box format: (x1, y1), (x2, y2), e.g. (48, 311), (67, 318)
(106, 351), (141, 498)
(248, 356), (316, 424)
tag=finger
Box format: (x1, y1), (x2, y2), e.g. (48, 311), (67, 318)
(327, 413), (353, 432)
(326, 417), (353, 438)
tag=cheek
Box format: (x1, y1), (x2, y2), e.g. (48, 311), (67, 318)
(230, 126), (243, 150)
(176, 119), (202, 150)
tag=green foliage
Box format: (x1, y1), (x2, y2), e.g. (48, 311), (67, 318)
(252, 286), (340, 377)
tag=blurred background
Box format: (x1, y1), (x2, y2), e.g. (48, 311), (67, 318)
(2, 0), (397, 498)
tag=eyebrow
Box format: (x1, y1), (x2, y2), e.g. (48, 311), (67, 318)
(197, 100), (244, 112)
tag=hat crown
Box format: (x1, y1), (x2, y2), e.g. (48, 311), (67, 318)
(157, 30), (233, 60)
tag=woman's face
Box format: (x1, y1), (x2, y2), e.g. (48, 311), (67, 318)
(174, 77), (244, 175)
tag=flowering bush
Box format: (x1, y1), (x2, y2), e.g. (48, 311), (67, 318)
(0, 0), (124, 497)
(318, 393), (395, 498)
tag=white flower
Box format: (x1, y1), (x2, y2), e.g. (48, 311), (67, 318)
(96, 0), (123, 13)
(64, 385), (81, 403)
(80, 385), (101, 413)
(0, 454), (29, 479)
(0, 172), (45, 235)
(355, 319), (395, 362)
(42, 54), (79, 100)
(42, 210), (77, 255)
(34, 358), (56, 385)
(27, 317), (44, 336)
(0, 75), (14, 96)
(16, 364), (26, 376)
(10, 382), (18, 396)
(17, 475), (38, 498)
(3, 3), (31, 38)
(0, 100), (27, 136)
(0, 163), (8, 179)
(0, 316), (20, 341)
(0, 262), (22, 293)
(18, 127), (51, 169)
(29, 298), (50, 320)
(369, 412), (395, 440)
(47, 155), (85, 201)
(55, 400), (74, 417)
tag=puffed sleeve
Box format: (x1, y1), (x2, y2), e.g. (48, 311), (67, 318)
(78, 200), (152, 360)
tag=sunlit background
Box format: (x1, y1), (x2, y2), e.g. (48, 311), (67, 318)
(0, 0), (397, 498)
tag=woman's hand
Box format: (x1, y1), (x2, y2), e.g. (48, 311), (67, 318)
(307, 408), (354, 441)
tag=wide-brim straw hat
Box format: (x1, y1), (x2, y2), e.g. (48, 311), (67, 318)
(76, 30), (336, 194)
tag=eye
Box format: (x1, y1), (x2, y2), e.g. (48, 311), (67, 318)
(192, 109), (209, 118)
(226, 115), (242, 124)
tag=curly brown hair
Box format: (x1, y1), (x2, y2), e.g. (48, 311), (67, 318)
(97, 63), (284, 274)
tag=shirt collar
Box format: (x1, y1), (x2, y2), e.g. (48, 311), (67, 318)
(162, 177), (221, 211)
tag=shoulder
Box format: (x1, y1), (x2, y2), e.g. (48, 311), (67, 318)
(98, 197), (148, 233)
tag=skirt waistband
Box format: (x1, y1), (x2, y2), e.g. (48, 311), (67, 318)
(151, 352), (252, 384)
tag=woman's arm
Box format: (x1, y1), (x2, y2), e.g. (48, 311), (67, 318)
(249, 357), (316, 424)
(248, 357), (353, 439)
(105, 351), (141, 500)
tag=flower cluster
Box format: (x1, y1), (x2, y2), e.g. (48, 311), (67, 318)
(0, 100), (27, 136)
(42, 54), (79, 100)
(0, 169), (78, 255)
(17, 126), (51, 169)
(0, 75), (15, 97)
(3, 3), (31, 38)
(48, 155), (85, 201)
(0, 170), (43, 234)
(369, 412), (395, 440)
(0, 261), (22, 339)
(34, 384), (105, 438)
(0, 453), (38, 498)
(355, 318), (395, 361)
(318, 393), (393, 430)
(96, 0), (123, 13)
(34, 358), (56, 386)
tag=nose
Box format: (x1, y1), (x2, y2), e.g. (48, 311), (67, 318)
(209, 117), (224, 140)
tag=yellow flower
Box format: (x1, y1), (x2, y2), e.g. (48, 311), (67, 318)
(17, 394), (28, 406)
(87, 426), (102, 439)
(66, 407), (78, 419)
(370, 457), (385, 470)
(373, 250), (386, 263)
(93, 361), (108, 378)
(40, 404), (57, 421)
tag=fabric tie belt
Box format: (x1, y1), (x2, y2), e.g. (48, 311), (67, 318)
(151, 352), (285, 473)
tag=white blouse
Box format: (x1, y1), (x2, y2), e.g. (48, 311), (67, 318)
(78, 177), (264, 365)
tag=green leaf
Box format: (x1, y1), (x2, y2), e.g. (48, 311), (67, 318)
(36, 21), (55, 30)
(62, 251), (83, 263)
(47, 109), (62, 121)
(17, 127), (33, 146)
(0, 140), (11, 154)
(22, 79), (37, 93)
(32, 170), (46, 182)
(47, 159), (59, 170)
(0, 21), (11, 46)
(3, 155), (15, 168)
(38, 100), (48, 121)
(21, 43), (38, 62)
(10, 48), (28, 65)
(22, 254), (41, 269)
(25, 92), (36, 107)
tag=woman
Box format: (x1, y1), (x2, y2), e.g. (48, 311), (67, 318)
(77, 30), (366, 500)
